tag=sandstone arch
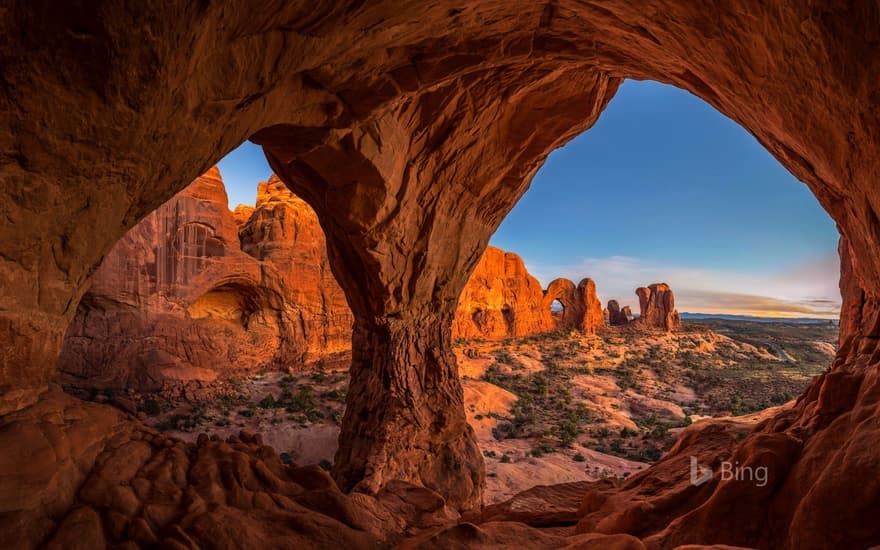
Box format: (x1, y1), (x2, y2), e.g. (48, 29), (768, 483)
(543, 278), (603, 334)
(186, 280), (267, 324)
(2, 2), (880, 547)
(544, 279), (580, 329)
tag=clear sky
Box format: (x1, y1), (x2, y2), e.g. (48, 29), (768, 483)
(217, 80), (841, 318)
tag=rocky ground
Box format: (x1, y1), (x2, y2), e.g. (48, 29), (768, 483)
(71, 318), (837, 505)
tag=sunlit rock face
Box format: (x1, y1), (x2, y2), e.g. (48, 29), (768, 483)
(453, 246), (554, 339)
(58, 169), (353, 393)
(238, 176), (354, 360)
(635, 283), (682, 331)
(1, 1), (880, 547)
(58, 175), (588, 394)
(542, 278), (605, 335)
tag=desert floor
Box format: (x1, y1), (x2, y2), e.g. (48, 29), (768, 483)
(112, 319), (837, 504)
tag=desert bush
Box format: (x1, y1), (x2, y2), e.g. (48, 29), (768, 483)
(142, 399), (161, 416)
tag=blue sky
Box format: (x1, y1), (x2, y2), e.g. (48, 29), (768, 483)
(217, 143), (274, 208)
(217, 80), (841, 318)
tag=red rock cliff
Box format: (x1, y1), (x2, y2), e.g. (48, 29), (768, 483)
(58, 169), (353, 392)
(453, 246), (554, 339)
(238, 177), (353, 359)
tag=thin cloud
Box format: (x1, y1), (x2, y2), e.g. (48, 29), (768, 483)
(525, 253), (841, 319)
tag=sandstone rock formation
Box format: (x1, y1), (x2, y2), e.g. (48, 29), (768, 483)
(58, 170), (353, 393)
(1, 3), (879, 547)
(238, 177), (353, 360)
(607, 300), (629, 326)
(453, 247), (554, 339)
(232, 204), (255, 226)
(60, 174), (589, 395)
(0, 389), (466, 549)
(579, 279), (605, 334)
(635, 283), (681, 331)
(543, 278), (604, 334)
(60, 168), (611, 399)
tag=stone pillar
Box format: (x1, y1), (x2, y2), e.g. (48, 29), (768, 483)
(335, 315), (482, 507)
(259, 68), (618, 509)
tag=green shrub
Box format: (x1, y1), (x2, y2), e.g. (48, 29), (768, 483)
(258, 394), (276, 409)
(555, 419), (580, 447)
(620, 427), (637, 438)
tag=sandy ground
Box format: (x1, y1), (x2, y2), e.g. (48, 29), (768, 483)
(150, 371), (648, 504)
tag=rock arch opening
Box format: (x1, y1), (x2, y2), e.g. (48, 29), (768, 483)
(465, 80), (841, 502)
(549, 298), (564, 320)
(186, 281), (263, 325)
(2, 4), (880, 548)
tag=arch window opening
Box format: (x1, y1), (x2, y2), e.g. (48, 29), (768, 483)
(454, 79), (839, 503)
(56, 81), (838, 506)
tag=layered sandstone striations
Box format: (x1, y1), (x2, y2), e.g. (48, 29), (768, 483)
(635, 283), (681, 331)
(58, 170), (353, 392)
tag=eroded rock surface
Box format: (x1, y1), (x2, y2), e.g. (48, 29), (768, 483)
(0, 390), (461, 550)
(59, 176), (597, 395)
(238, 177), (353, 360)
(544, 278), (605, 334)
(635, 283), (682, 331)
(608, 300), (633, 326)
(453, 246), (554, 339)
(58, 170), (353, 394)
